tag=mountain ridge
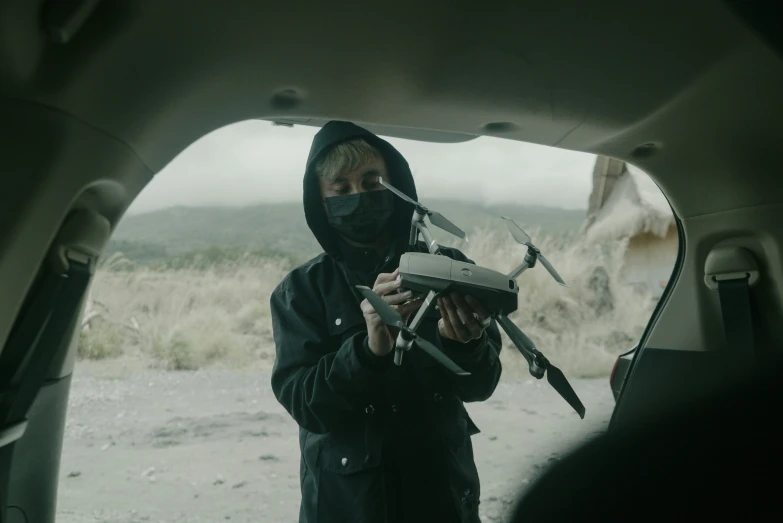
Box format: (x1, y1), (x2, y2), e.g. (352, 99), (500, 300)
(109, 199), (587, 265)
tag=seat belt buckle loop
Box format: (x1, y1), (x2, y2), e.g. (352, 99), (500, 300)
(704, 246), (760, 291)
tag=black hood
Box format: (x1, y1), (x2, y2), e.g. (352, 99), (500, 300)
(303, 121), (418, 256)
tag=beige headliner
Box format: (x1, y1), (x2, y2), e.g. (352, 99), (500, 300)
(1, 0), (783, 363)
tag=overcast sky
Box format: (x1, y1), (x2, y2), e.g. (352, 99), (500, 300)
(128, 120), (597, 215)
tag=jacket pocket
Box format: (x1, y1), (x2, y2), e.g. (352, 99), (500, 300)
(326, 303), (366, 342)
(314, 428), (386, 523)
(319, 432), (383, 473)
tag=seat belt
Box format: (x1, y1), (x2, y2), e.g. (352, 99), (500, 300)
(0, 256), (92, 523)
(716, 277), (755, 360)
(704, 246), (760, 370)
(0, 272), (66, 387)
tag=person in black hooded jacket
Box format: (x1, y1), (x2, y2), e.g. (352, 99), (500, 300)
(270, 121), (503, 523)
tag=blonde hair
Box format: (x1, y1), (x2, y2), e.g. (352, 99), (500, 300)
(315, 139), (382, 183)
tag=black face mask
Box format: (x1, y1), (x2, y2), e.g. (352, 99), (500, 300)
(324, 189), (395, 244)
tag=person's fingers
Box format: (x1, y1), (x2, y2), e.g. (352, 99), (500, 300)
(360, 298), (374, 315)
(449, 292), (478, 325)
(464, 294), (491, 323)
(398, 297), (424, 319)
(383, 290), (413, 305)
(374, 277), (402, 297)
(373, 268), (398, 284)
(361, 300), (384, 326)
(437, 318), (448, 339)
(442, 296), (471, 342)
(450, 292), (483, 339)
(438, 298), (458, 340)
(440, 298), (468, 342)
(373, 268), (400, 287)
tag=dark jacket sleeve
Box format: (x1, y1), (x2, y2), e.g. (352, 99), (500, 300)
(436, 248), (503, 402)
(269, 274), (388, 434)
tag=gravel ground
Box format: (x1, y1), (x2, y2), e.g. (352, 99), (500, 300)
(56, 358), (615, 523)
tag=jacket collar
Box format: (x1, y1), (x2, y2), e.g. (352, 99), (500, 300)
(336, 236), (407, 275)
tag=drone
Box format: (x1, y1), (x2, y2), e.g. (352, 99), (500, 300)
(355, 180), (586, 419)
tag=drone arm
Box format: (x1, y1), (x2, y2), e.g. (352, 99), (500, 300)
(393, 289), (439, 367)
(494, 314), (546, 379)
(495, 315), (585, 417)
(409, 216), (419, 247)
(417, 221), (441, 255)
(508, 260), (530, 280)
(406, 289), (439, 333)
(494, 314), (534, 363)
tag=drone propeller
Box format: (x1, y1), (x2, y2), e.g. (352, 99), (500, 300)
(355, 285), (470, 376)
(409, 332), (470, 376)
(495, 314), (585, 419)
(380, 179), (468, 241)
(502, 217), (567, 286)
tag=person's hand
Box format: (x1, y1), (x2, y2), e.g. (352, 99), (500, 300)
(361, 268), (424, 357)
(437, 292), (492, 344)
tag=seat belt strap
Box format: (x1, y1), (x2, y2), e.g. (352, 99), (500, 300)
(716, 277), (755, 362)
(704, 246), (760, 367)
(0, 448), (11, 523)
(2, 260), (91, 423)
(0, 272), (65, 387)
(0, 259), (91, 523)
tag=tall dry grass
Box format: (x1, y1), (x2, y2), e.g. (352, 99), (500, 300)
(80, 231), (659, 378)
(457, 228), (654, 378)
(80, 257), (290, 370)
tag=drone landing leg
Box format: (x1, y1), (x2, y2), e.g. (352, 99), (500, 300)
(393, 334), (412, 366)
(393, 347), (404, 366)
(393, 290), (439, 366)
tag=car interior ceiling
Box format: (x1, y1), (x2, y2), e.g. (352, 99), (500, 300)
(1, 0), (782, 521)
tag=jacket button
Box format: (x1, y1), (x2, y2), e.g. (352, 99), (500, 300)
(335, 318), (342, 326)
(391, 405), (399, 413)
(365, 405), (375, 415)
(341, 458), (348, 467)
(433, 392), (443, 402)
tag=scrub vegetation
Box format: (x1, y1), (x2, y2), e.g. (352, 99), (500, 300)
(81, 221), (655, 378)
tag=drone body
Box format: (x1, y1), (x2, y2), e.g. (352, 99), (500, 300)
(398, 252), (519, 316)
(357, 180), (586, 419)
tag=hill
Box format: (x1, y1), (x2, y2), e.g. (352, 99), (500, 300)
(107, 200), (586, 266)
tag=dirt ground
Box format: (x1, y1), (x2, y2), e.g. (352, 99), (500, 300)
(56, 358), (615, 523)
